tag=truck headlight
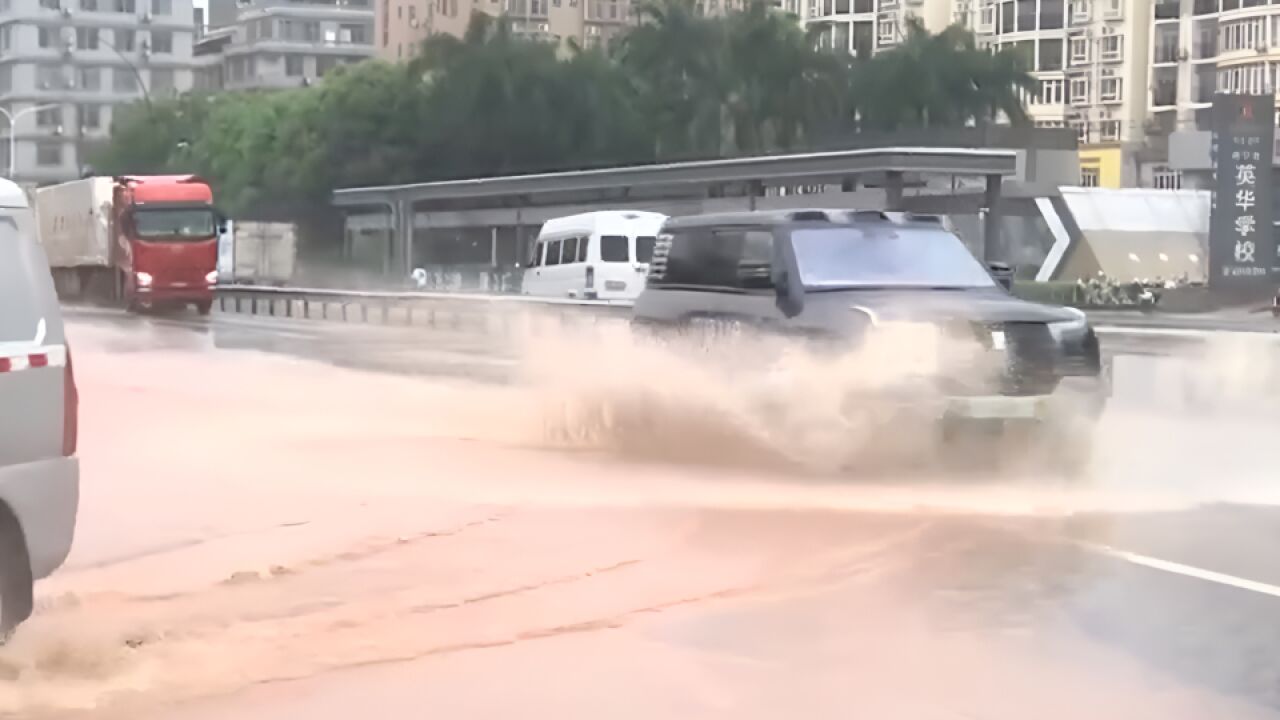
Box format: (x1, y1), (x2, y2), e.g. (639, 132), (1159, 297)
(135, 272), (153, 287)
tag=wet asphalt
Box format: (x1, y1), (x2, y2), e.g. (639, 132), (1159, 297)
(55, 303), (1280, 718)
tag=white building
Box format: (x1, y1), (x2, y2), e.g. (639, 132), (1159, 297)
(0, 0), (197, 184)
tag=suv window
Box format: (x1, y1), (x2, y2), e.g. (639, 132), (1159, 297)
(651, 227), (774, 290)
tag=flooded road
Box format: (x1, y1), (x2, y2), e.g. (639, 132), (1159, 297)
(10, 307), (1280, 719)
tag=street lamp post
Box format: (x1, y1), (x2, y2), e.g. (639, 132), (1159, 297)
(98, 37), (152, 110)
(0, 103), (62, 179)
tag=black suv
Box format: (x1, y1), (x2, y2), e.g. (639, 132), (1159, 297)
(631, 209), (1109, 473)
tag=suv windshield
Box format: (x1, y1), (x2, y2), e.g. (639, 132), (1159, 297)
(789, 226), (995, 290)
(133, 209), (216, 240)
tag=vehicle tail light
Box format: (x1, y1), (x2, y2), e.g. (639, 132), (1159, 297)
(63, 348), (78, 457)
(585, 266), (595, 289)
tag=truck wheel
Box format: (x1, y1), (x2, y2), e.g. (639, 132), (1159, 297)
(0, 510), (33, 642)
(195, 301), (213, 316)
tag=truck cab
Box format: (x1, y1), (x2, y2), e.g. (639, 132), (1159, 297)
(117, 175), (223, 314)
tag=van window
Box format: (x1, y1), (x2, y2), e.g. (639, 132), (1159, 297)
(635, 235), (656, 263)
(600, 235), (628, 262)
(577, 236), (589, 262)
(529, 242), (542, 267)
(545, 239), (562, 266)
(562, 236), (578, 264)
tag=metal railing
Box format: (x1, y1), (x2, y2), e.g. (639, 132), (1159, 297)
(214, 284), (634, 333)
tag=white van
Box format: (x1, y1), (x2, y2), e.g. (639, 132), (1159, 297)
(0, 177), (79, 638)
(523, 210), (667, 301)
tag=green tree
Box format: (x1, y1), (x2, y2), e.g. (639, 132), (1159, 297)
(852, 18), (1034, 131)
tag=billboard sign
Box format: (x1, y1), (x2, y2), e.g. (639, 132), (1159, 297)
(1209, 93), (1276, 287)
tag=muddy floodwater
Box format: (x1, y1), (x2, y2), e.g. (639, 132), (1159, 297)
(6, 310), (1280, 719)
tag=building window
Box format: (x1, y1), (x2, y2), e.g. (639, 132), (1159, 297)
(1070, 76), (1090, 104)
(36, 142), (61, 167)
(1069, 36), (1089, 64)
(36, 106), (61, 128)
(1039, 38), (1064, 71)
(79, 104), (101, 129)
(150, 30), (172, 53)
(37, 27), (56, 48)
(1153, 166), (1182, 189)
(338, 23), (367, 43)
(0, 27), (8, 52)
(1068, 0), (1088, 22)
(285, 55), (305, 76)
(876, 16), (895, 45)
(39, 0), (59, 9)
(1103, 0), (1122, 17)
(1100, 33), (1123, 61)
(113, 67), (137, 91)
(0, 67), (10, 95)
(1100, 76), (1122, 102)
(1081, 167), (1100, 187)
(151, 0), (170, 12)
(36, 65), (61, 88)
(79, 66), (101, 90)
(1038, 78), (1065, 104)
(76, 27), (100, 49)
(112, 0), (135, 10)
(150, 67), (174, 94)
(115, 28), (135, 50)
(1099, 119), (1121, 141)
(978, 5), (995, 31)
(259, 18), (273, 38)
(1035, 119), (1066, 128)
(80, 0), (97, 9)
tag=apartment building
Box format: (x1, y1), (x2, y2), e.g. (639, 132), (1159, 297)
(376, 0), (769, 62)
(195, 0), (374, 91)
(803, 0), (946, 57)
(0, 0), (196, 184)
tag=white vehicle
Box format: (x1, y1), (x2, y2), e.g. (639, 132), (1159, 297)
(523, 210), (667, 301)
(0, 177), (79, 637)
(219, 220), (297, 286)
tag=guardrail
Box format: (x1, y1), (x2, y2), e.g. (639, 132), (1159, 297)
(215, 284), (1280, 340)
(215, 284), (634, 333)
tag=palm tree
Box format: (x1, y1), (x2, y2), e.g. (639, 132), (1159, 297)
(850, 18), (1034, 132)
(616, 0), (727, 158)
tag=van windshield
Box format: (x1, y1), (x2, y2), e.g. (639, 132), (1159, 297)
(789, 226), (995, 290)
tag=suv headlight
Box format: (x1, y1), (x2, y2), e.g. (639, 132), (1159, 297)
(1048, 308), (1089, 342)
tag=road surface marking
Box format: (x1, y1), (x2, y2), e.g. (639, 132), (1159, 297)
(1079, 541), (1280, 598)
(1096, 326), (1280, 340)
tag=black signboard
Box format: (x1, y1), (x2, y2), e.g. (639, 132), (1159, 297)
(1209, 93), (1276, 287)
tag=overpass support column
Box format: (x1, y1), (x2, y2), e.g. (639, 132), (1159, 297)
(395, 195), (415, 278)
(884, 171), (904, 211)
(981, 174), (1002, 263)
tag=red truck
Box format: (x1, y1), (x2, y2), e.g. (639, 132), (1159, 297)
(36, 175), (223, 314)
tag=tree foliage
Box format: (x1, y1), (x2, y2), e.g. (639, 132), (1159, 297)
(91, 1), (1033, 222)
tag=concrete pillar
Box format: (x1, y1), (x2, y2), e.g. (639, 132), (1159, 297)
(981, 174), (1002, 263)
(884, 171), (904, 210)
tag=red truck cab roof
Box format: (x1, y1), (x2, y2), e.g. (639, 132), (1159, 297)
(118, 175), (214, 205)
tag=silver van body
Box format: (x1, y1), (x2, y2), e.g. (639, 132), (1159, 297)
(0, 178), (79, 631)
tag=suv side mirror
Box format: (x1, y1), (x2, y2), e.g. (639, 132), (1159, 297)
(988, 261), (1015, 291)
